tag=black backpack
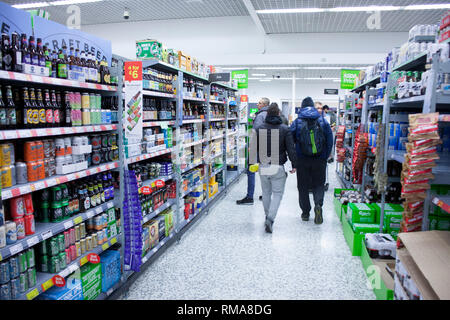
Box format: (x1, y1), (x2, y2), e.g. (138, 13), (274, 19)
(297, 118), (325, 157)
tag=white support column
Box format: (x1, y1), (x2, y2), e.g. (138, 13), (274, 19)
(291, 73), (296, 120)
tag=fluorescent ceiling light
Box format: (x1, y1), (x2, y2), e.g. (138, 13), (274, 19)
(301, 66), (364, 70)
(253, 67), (300, 70)
(405, 4), (450, 10)
(259, 79), (272, 82)
(304, 77), (340, 80)
(13, 2), (49, 8)
(256, 8), (326, 14)
(50, 0), (102, 5)
(333, 80), (341, 82)
(220, 67), (248, 70)
(329, 6), (401, 12)
(251, 74), (267, 76)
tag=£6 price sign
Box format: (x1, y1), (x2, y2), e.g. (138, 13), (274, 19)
(124, 61), (143, 140)
(125, 61), (143, 82)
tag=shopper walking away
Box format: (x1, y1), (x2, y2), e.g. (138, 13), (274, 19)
(323, 105), (336, 161)
(236, 97), (270, 205)
(251, 104), (297, 233)
(291, 97), (333, 224)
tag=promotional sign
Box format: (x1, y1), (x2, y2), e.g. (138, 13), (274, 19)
(0, 2), (33, 37)
(340, 69), (360, 90)
(232, 70), (249, 89)
(33, 16), (112, 64)
(87, 253), (100, 264)
(208, 73), (231, 83)
(155, 180), (165, 188)
(52, 275), (66, 288)
(239, 95), (248, 123)
(141, 186), (152, 195)
(124, 61), (143, 140)
(324, 89), (339, 95)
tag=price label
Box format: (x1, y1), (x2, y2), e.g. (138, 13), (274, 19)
(86, 210), (95, 219)
(10, 243), (24, 255)
(102, 242), (109, 251)
(42, 230), (53, 240)
(59, 268), (70, 278)
(26, 288), (40, 300)
(41, 278), (54, 292)
(52, 275), (66, 287)
(87, 253), (101, 264)
(4, 131), (17, 139)
(73, 216), (83, 225)
(26, 236), (39, 248)
(124, 61), (143, 82)
(80, 256), (88, 266)
(152, 248), (157, 254)
(64, 220), (74, 229)
(110, 237), (117, 245)
(69, 264), (79, 274)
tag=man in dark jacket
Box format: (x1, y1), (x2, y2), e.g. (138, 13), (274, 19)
(290, 97), (333, 224)
(252, 104), (297, 233)
(236, 97), (270, 205)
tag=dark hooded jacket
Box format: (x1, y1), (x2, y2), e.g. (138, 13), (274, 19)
(290, 106), (333, 161)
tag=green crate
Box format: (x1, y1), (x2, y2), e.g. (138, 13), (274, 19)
(333, 188), (357, 221)
(342, 217), (363, 256)
(360, 238), (394, 300)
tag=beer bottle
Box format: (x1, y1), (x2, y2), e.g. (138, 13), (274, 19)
(20, 34), (30, 65)
(44, 89), (54, 128)
(11, 33), (22, 73)
(80, 51), (89, 82)
(74, 48), (82, 73)
(63, 91), (71, 127)
(36, 38), (45, 68)
(36, 88), (46, 127)
(43, 46), (51, 74)
(51, 50), (57, 78)
(96, 58), (101, 84)
(0, 35), (2, 70)
(54, 91), (62, 127)
(57, 49), (68, 79)
(22, 87), (32, 128)
(0, 86), (6, 128)
(1, 34), (13, 71)
(68, 46), (75, 72)
(29, 36), (38, 66)
(29, 88), (39, 127)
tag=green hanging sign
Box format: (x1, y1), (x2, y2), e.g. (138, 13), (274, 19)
(340, 69), (360, 90)
(231, 69), (248, 89)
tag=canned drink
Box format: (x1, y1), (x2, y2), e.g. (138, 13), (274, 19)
(0, 226), (5, 249)
(64, 137), (72, 155)
(40, 189), (50, 202)
(39, 240), (48, 256)
(101, 134), (108, 148)
(36, 160), (45, 180)
(0, 143), (14, 166)
(43, 159), (50, 178)
(18, 253), (27, 273)
(27, 268), (36, 287)
(43, 140), (52, 158)
(91, 233), (97, 248)
(10, 277), (20, 299)
(49, 140), (56, 158)
(55, 138), (65, 157)
(86, 218), (94, 231)
(64, 154), (72, 166)
(39, 255), (48, 273)
(23, 194), (34, 215)
(9, 256), (20, 279)
(47, 238), (59, 256)
(59, 252), (67, 270)
(64, 231), (70, 249)
(14, 217), (25, 240)
(65, 248), (71, 265)
(75, 241), (81, 257)
(39, 202), (50, 223)
(5, 221), (17, 245)
(90, 135), (101, 150)
(69, 244), (76, 261)
(75, 225), (80, 241)
(86, 236), (92, 251)
(0, 262), (10, 284)
(57, 234), (65, 253)
(80, 239), (86, 254)
(35, 141), (44, 161)
(103, 228), (108, 242)
(24, 214), (35, 236)
(0, 283), (11, 300)
(71, 136), (82, 147)
(48, 158), (56, 177)
(80, 223), (86, 239)
(19, 272), (28, 293)
(50, 201), (62, 222)
(61, 200), (70, 219)
(94, 215), (102, 230)
(15, 162), (28, 184)
(1, 165), (13, 188)
(26, 248), (35, 269)
(51, 186), (62, 202)
(97, 231), (103, 245)
(49, 256), (60, 274)
(26, 161), (38, 182)
(10, 196), (26, 219)
(81, 93), (90, 109)
(69, 228), (76, 245)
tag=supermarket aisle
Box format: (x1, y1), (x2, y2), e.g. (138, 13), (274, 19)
(121, 166), (375, 300)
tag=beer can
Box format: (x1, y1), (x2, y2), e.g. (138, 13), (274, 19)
(14, 217), (25, 240)
(18, 253), (27, 273)
(26, 161), (38, 183)
(64, 137), (72, 155)
(10, 277), (20, 299)
(27, 268), (36, 288)
(1, 165), (13, 188)
(55, 138), (65, 157)
(24, 141), (37, 163)
(64, 231), (70, 249)
(24, 194), (34, 215)
(5, 221), (18, 245)
(47, 238), (59, 256)
(103, 229), (108, 243)
(36, 160), (45, 180)
(80, 223), (86, 239)
(15, 162), (28, 184)
(24, 214), (35, 236)
(90, 135), (101, 150)
(48, 158), (56, 177)
(39, 255), (48, 273)
(49, 256), (59, 274)
(81, 93), (90, 109)
(9, 256), (20, 279)
(40, 189), (50, 202)
(59, 252), (66, 270)
(35, 141), (44, 161)
(101, 134), (108, 148)
(97, 230), (103, 245)
(43, 140), (52, 158)
(51, 186), (62, 202)
(10, 196), (25, 219)
(0, 283), (11, 300)
(69, 244), (76, 261)
(69, 227), (76, 245)
(26, 248), (35, 269)
(86, 236), (92, 252)
(38, 240), (48, 256)
(0, 143), (15, 166)
(91, 233), (97, 248)
(75, 225), (80, 242)
(65, 248), (71, 265)
(0, 261), (10, 284)
(19, 272), (28, 293)
(61, 200), (70, 219)
(9, 164), (16, 186)
(80, 239), (86, 254)
(57, 234), (65, 253)
(75, 241), (81, 257)
(43, 159), (50, 178)
(0, 226), (5, 249)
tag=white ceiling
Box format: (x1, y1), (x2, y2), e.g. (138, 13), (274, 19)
(5, 0), (448, 33)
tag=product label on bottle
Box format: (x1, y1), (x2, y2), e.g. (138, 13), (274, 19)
(39, 108), (46, 124)
(90, 68), (97, 82)
(0, 109), (7, 125)
(32, 109), (39, 124)
(54, 109), (60, 124)
(84, 197), (90, 210)
(32, 54), (39, 66)
(6, 108), (16, 125)
(15, 51), (22, 65)
(39, 57), (46, 68)
(83, 67), (89, 81)
(3, 54), (12, 70)
(46, 109), (54, 124)
(58, 64), (68, 78)
(23, 53), (31, 65)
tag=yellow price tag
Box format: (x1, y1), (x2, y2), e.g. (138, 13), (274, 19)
(41, 279), (54, 292)
(102, 242), (109, 251)
(26, 288), (40, 300)
(80, 256), (88, 266)
(0, 253), (2, 262)
(110, 237), (117, 245)
(55, 178), (60, 184)
(73, 216), (83, 225)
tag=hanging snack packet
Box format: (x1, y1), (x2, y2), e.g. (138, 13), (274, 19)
(408, 124), (440, 142)
(409, 112), (439, 128)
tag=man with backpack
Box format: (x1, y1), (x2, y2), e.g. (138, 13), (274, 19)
(290, 97), (333, 224)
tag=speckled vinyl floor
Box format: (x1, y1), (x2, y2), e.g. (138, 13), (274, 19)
(120, 166), (376, 300)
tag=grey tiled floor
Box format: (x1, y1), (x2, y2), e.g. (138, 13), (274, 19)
(121, 166), (376, 300)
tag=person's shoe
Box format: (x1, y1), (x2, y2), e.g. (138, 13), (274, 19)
(236, 197), (254, 205)
(265, 219), (273, 233)
(314, 205), (323, 224)
(301, 213), (310, 221)
(259, 195), (263, 201)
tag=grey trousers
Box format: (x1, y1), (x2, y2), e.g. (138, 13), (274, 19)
(259, 165), (287, 223)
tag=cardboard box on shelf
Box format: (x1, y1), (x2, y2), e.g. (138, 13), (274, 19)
(38, 269), (83, 300)
(371, 203), (403, 224)
(347, 203), (376, 224)
(80, 262), (102, 300)
(136, 39), (162, 60)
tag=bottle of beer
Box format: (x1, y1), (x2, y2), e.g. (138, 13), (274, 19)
(36, 89), (46, 127)
(0, 35), (2, 70)
(43, 46), (52, 74)
(1, 34), (13, 71)
(11, 33), (22, 73)
(22, 87), (32, 128)
(29, 36), (38, 66)
(51, 50), (57, 78)
(69, 46), (75, 72)
(29, 88), (39, 127)
(44, 89), (54, 128)
(20, 34), (30, 65)
(74, 48), (82, 73)
(36, 38), (45, 68)
(64, 91), (71, 127)
(95, 58), (101, 84)
(54, 91), (62, 127)
(80, 51), (88, 82)
(57, 49), (68, 79)
(0, 86), (6, 128)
